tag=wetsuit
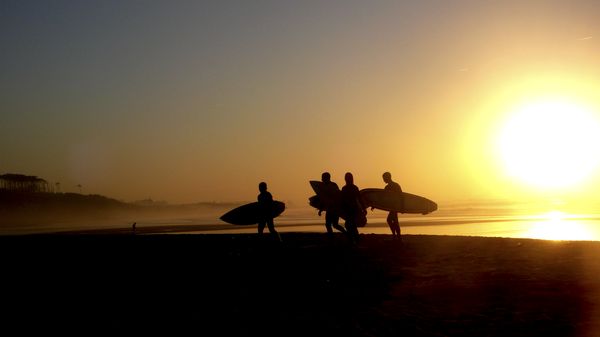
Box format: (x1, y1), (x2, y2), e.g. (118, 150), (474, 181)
(340, 183), (364, 243)
(257, 191), (277, 235)
(320, 181), (346, 235)
(385, 181), (403, 238)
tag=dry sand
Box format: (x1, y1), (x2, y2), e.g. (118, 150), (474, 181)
(2, 233), (600, 336)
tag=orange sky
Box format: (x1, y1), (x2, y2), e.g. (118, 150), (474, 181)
(2, 1), (600, 206)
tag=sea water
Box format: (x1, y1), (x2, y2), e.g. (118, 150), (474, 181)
(179, 206), (600, 241)
(7, 203), (600, 241)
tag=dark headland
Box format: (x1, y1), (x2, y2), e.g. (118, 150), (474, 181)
(2, 233), (600, 336)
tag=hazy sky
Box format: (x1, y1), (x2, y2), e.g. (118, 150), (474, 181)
(2, 1), (600, 204)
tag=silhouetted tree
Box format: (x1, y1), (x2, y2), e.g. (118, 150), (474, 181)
(0, 174), (49, 193)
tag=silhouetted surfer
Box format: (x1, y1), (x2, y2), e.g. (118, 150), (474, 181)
(340, 172), (366, 244)
(383, 172), (403, 240)
(257, 182), (282, 242)
(318, 172), (347, 238)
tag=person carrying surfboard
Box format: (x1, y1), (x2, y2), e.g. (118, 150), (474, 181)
(340, 172), (366, 244)
(257, 182), (282, 242)
(318, 172), (347, 238)
(382, 172), (403, 240)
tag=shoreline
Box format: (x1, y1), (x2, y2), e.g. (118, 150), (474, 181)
(6, 215), (598, 242)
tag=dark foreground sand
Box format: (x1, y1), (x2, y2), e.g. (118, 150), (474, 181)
(2, 233), (600, 336)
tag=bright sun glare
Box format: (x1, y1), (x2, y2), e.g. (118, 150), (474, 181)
(497, 99), (600, 189)
(526, 211), (594, 241)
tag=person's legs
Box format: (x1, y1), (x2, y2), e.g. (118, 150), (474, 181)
(266, 218), (276, 233)
(326, 212), (344, 235)
(387, 212), (401, 237)
(329, 213), (346, 234)
(266, 218), (282, 242)
(352, 221), (360, 243)
(332, 222), (346, 234)
(391, 221), (400, 236)
(258, 221), (265, 234)
(387, 212), (395, 235)
(392, 212), (401, 238)
(325, 220), (333, 235)
(345, 219), (359, 244)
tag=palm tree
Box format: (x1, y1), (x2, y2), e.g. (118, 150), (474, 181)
(77, 184), (82, 194)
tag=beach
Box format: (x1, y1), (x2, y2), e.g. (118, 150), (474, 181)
(3, 232), (600, 336)
(5, 1), (600, 336)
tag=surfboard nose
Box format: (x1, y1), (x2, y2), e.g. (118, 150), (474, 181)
(426, 202), (438, 214)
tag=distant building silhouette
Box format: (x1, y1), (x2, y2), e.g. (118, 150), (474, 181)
(132, 198), (168, 207)
(0, 173), (49, 193)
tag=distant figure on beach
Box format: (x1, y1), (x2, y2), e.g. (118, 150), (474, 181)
(382, 172), (403, 240)
(318, 172), (346, 237)
(340, 172), (366, 244)
(257, 182), (282, 242)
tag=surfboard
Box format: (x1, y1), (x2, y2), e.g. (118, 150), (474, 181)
(309, 180), (321, 194)
(220, 201), (286, 225)
(308, 195), (322, 210)
(309, 180), (340, 209)
(360, 188), (437, 215)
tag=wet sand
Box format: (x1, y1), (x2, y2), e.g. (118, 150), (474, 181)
(2, 233), (600, 336)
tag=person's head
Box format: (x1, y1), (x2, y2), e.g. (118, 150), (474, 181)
(258, 182), (268, 192)
(321, 172), (331, 183)
(382, 172), (392, 183)
(344, 172), (354, 185)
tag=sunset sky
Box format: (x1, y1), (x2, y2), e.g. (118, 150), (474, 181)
(2, 1), (600, 206)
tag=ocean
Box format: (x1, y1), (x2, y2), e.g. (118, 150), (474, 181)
(177, 205), (600, 241)
(4, 202), (600, 241)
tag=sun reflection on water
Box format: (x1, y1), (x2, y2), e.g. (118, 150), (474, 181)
(525, 211), (595, 241)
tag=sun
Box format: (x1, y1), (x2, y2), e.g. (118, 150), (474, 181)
(497, 99), (600, 189)
(525, 211), (594, 241)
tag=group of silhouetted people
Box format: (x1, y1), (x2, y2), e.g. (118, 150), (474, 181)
(256, 171), (403, 244)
